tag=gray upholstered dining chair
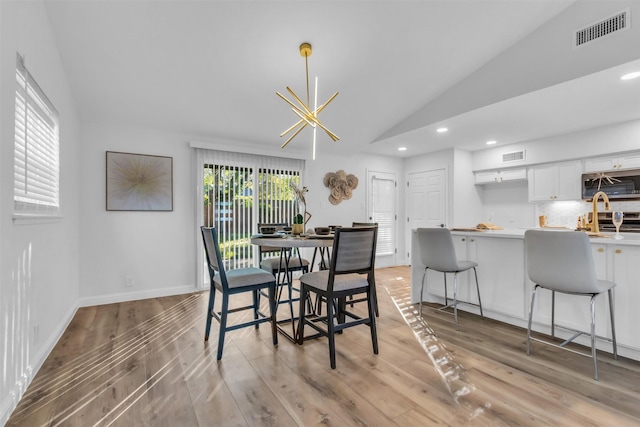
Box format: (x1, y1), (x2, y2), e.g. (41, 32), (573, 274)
(524, 230), (618, 380)
(297, 227), (378, 369)
(417, 227), (484, 331)
(349, 221), (380, 316)
(201, 227), (278, 360)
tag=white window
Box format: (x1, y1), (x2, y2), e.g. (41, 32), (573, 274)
(14, 53), (60, 215)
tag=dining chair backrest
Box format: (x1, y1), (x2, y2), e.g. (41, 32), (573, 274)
(524, 230), (600, 294)
(331, 227), (377, 277)
(201, 226), (229, 291)
(417, 227), (460, 272)
(352, 222), (378, 228)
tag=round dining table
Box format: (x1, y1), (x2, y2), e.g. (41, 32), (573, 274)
(250, 233), (334, 342)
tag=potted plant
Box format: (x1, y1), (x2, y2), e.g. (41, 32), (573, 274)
(292, 213), (304, 235)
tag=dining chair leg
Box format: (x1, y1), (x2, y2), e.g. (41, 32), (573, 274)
(297, 286), (307, 344)
(590, 295), (598, 381)
(453, 273), (459, 331)
(527, 285), (539, 356)
(252, 290), (259, 329)
(608, 288), (618, 360)
(204, 286), (216, 341)
(371, 283), (379, 317)
(217, 293), (230, 360)
(368, 289), (379, 355)
(327, 295), (337, 369)
(269, 284), (278, 346)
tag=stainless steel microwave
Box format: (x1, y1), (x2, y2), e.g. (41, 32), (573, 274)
(582, 169), (640, 200)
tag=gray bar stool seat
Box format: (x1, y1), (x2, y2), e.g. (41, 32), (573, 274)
(417, 227), (484, 331)
(524, 230), (618, 380)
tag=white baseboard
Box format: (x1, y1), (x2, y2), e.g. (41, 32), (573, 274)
(1, 302), (78, 426)
(78, 284), (197, 307)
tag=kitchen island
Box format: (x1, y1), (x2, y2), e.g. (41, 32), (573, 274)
(410, 228), (640, 361)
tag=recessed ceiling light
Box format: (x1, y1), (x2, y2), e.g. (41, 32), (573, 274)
(621, 71), (640, 80)
(486, 140), (497, 145)
(398, 147), (407, 151)
(436, 127), (448, 133)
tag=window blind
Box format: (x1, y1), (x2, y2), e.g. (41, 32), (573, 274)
(14, 54), (60, 214)
(371, 176), (395, 256)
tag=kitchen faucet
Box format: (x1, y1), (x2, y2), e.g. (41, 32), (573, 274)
(589, 191), (611, 233)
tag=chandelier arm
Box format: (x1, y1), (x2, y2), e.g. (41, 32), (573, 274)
(280, 117), (306, 137)
(279, 89), (316, 120)
(286, 87), (315, 117)
(291, 109), (316, 128)
(281, 122), (308, 148)
(315, 92), (339, 114)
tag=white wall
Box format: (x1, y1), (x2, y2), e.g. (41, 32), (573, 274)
(79, 123), (195, 305)
(0, 1), (81, 424)
(78, 124), (406, 301)
(303, 150), (405, 266)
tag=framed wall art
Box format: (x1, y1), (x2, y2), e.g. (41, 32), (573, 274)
(106, 151), (173, 211)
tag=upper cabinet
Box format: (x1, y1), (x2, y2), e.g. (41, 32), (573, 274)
(475, 168), (526, 185)
(584, 152), (640, 173)
(528, 161), (581, 202)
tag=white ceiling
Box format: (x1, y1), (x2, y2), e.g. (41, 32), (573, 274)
(43, 0), (640, 159)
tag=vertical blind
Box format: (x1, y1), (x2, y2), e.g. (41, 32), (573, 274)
(196, 148), (304, 277)
(14, 53), (60, 214)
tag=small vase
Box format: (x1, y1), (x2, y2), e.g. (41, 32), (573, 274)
(292, 224), (304, 235)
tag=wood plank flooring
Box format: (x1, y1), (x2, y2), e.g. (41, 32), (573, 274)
(7, 266), (640, 426)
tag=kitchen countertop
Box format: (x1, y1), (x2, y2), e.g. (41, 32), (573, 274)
(448, 228), (640, 245)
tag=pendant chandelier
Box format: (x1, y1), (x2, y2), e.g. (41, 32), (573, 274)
(276, 43), (339, 159)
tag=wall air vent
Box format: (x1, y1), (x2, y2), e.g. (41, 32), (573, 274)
(502, 150), (525, 163)
(575, 10), (629, 47)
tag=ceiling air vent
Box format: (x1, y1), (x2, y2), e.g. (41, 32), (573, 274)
(575, 10), (629, 47)
(502, 150), (525, 163)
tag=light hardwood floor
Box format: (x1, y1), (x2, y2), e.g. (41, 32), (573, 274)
(7, 266), (640, 426)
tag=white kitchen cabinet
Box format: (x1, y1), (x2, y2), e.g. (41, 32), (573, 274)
(584, 152), (640, 173)
(475, 168), (526, 185)
(611, 245), (640, 350)
(528, 161), (582, 202)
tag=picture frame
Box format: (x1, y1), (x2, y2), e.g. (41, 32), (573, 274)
(106, 151), (173, 211)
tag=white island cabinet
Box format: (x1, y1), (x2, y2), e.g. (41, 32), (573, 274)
(411, 229), (640, 362)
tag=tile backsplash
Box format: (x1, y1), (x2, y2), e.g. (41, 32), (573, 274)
(535, 200), (640, 229)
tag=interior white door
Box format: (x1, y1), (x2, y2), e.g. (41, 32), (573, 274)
(366, 170), (396, 268)
(407, 168), (447, 258)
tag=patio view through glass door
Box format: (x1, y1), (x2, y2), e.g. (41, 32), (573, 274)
(203, 164), (301, 270)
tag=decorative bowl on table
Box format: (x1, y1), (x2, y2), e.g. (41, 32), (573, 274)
(260, 226), (277, 235)
(314, 227), (331, 235)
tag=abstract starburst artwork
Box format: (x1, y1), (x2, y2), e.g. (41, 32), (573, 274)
(106, 151), (173, 211)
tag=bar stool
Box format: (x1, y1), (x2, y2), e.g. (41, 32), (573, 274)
(524, 230), (618, 380)
(417, 227), (484, 331)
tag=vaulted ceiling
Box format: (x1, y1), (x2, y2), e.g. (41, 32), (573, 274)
(43, 0), (640, 159)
